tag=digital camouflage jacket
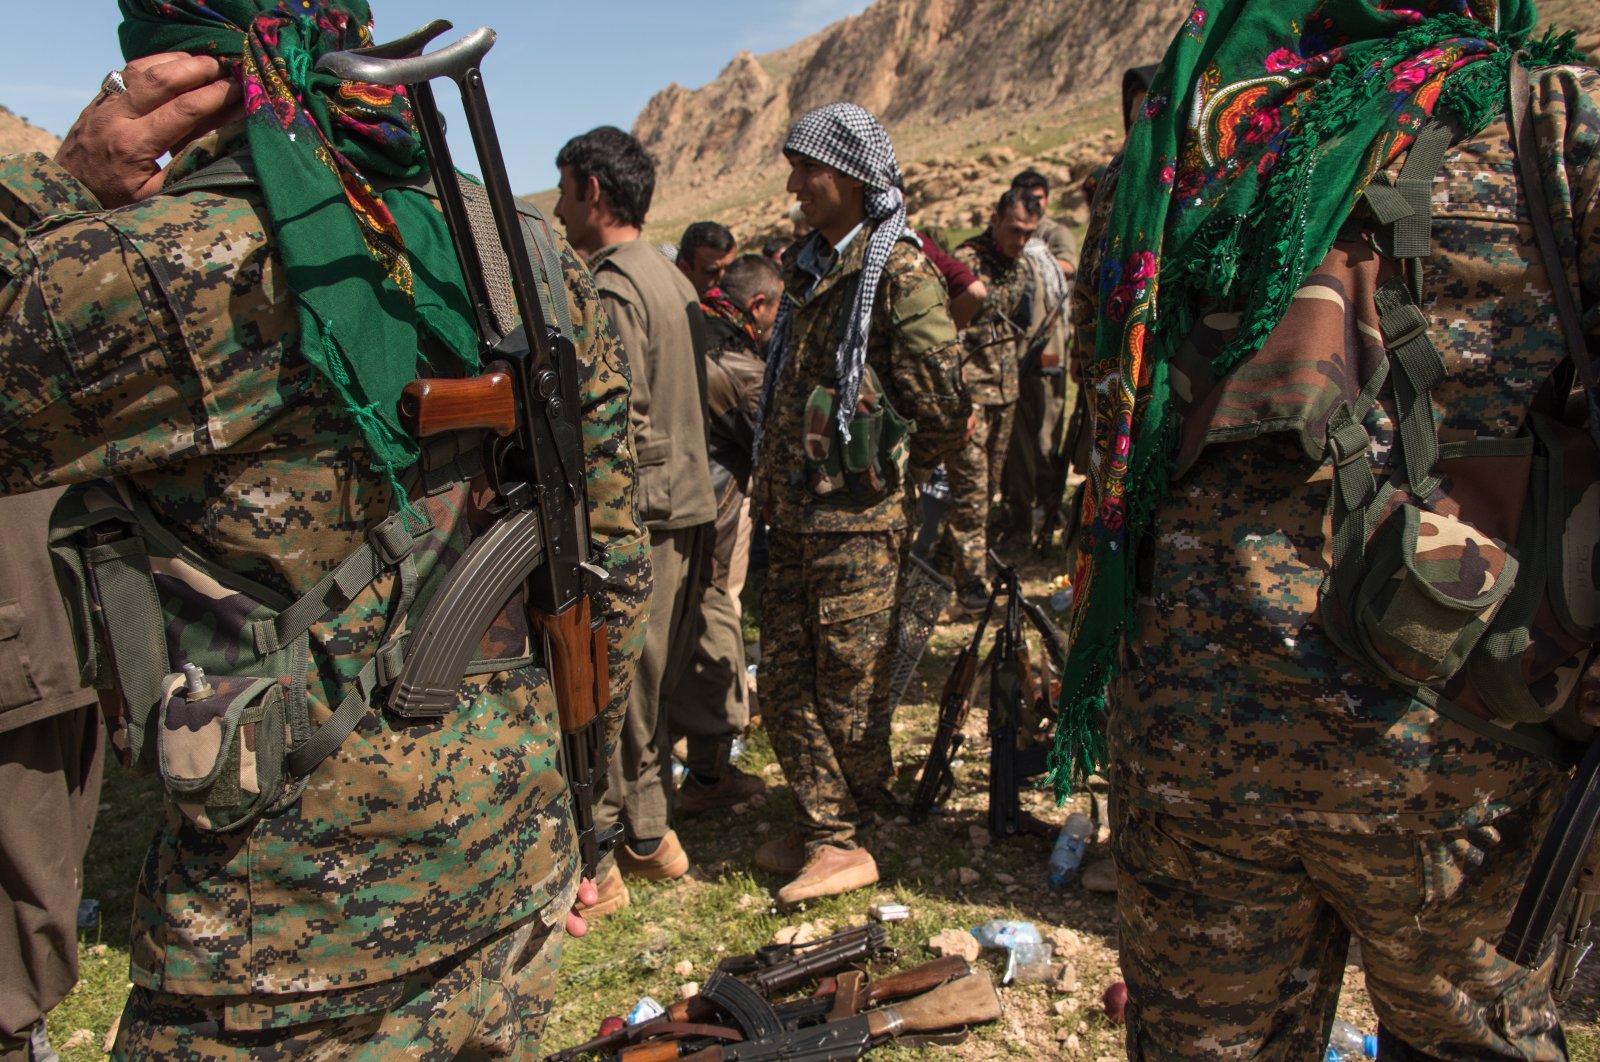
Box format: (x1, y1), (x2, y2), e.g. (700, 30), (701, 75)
(0, 147), (649, 1009)
(1072, 65), (1600, 833)
(755, 225), (968, 533)
(955, 232), (1035, 406)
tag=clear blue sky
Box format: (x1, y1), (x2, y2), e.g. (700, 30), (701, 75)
(3, 0), (870, 194)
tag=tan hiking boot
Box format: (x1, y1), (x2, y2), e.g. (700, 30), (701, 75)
(776, 844), (879, 905)
(616, 829), (690, 881)
(677, 764), (766, 814)
(754, 830), (808, 876)
(577, 863), (630, 918)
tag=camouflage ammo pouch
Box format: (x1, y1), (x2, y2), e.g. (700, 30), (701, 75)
(47, 479), (442, 832)
(1311, 112), (1600, 752)
(803, 364), (915, 504)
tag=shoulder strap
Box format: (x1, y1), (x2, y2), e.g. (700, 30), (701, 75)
(1509, 53), (1596, 399)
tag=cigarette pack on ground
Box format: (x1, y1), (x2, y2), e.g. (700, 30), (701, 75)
(871, 902), (910, 922)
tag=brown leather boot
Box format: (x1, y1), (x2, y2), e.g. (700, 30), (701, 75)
(576, 863), (630, 918)
(615, 829), (690, 881)
(754, 830), (808, 876)
(677, 764), (766, 814)
(776, 844), (879, 905)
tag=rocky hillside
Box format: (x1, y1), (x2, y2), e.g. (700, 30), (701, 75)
(0, 105), (61, 158)
(635, 0), (1600, 243)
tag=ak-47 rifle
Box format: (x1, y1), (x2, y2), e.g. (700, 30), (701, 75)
(673, 972), (1003, 1062)
(910, 584), (1001, 822)
(316, 25), (617, 880)
(591, 958), (974, 1062)
(546, 926), (896, 1062)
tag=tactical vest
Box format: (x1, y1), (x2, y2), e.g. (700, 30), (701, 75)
(48, 159), (578, 832)
(1171, 109), (1599, 762)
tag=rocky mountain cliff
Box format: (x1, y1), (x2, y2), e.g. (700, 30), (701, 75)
(635, 0), (1600, 242)
(635, 0), (1190, 236)
(0, 106), (61, 158)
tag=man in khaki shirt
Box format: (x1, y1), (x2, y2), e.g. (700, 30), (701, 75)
(556, 126), (735, 913)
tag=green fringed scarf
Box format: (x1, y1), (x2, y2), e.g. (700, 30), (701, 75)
(1050, 0), (1587, 798)
(118, 0), (480, 487)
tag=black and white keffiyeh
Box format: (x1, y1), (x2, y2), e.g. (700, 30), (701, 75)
(755, 103), (906, 461)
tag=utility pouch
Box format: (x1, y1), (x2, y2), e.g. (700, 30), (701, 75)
(158, 674), (288, 833)
(1351, 504), (1518, 686)
(48, 478), (439, 831)
(803, 365), (915, 504)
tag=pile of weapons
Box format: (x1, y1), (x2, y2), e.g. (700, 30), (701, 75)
(545, 925), (1003, 1062)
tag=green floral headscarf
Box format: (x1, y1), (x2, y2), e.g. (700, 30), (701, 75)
(1053, 0), (1586, 797)
(119, 0), (480, 486)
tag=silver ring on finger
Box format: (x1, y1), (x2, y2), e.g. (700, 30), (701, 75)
(97, 70), (128, 102)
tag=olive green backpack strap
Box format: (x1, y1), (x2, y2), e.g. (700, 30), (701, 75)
(79, 530), (171, 768)
(1321, 114), (1459, 642)
(1509, 53), (1596, 406)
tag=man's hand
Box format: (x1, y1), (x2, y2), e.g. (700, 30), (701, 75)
(566, 877), (599, 937)
(965, 408), (979, 443)
(55, 53), (244, 208)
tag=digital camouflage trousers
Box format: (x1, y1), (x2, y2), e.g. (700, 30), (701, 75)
(1111, 784), (1567, 1061)
(759, 528), (904, 853)
(112, 915), (565, 1061)
(937, 402), (1015, 599)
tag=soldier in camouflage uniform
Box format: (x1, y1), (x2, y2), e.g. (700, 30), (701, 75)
(752, 104), (968, 905)
(0, 4), (647, 1057)
(1064, 0), (1599, 1057)
(938, 189), (1040, 611)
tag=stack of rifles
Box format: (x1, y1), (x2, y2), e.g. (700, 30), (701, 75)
(546, 925), (1003, 1062)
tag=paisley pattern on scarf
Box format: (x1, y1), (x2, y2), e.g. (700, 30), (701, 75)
(1052, 0), (1587, 796)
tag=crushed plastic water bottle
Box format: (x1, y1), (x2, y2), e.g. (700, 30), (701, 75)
(1325, 1020), (1377, 1061)
(970, 919), (1043, 950)
(1050, 584), (1075, 612)
(1006, 940), (1055, 984)
(729, 737), (748, 763)
(971, 921), (1046, 985)
(626, 997), (665, 1025)
(670, 758), (688, 785)
(1047, 812), (1093, 888)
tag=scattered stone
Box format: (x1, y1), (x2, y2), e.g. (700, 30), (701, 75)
(1047, 926), (1084, 957)
(995, 873), (1015, 885)
(736, 894), (758, 910)
(63, 1030), (94, 1051)
(773, 921), (824, 946)
(679, 982), (699, 1000)
(1053, 962), (1079, 993)
(1053, 1000), (1075, 1018)
(674, 960), (695, 977)
(957, 866), (981, 886)
(927, 928), (981, 962)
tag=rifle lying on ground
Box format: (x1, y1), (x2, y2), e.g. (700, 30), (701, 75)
(317, 25), (617, 879)
(547, 926), (895, 1061)
(671, 972), (1002, 1062)
(600, 958), (979, 1062)
(911, 554), (1069, 834)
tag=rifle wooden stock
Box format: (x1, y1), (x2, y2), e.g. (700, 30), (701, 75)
(534, 595), (609, 731)
(399, 374), (516, 438)
(827, 971), (865, 1021)
(864, 972), (1001, 1040)
(617, 1042), (686, 1062)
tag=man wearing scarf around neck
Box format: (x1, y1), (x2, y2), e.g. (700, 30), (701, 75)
(0, 1), (649, 1056)
(1058, 0), (1597, 1057)
(751, 103), (969, 904)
